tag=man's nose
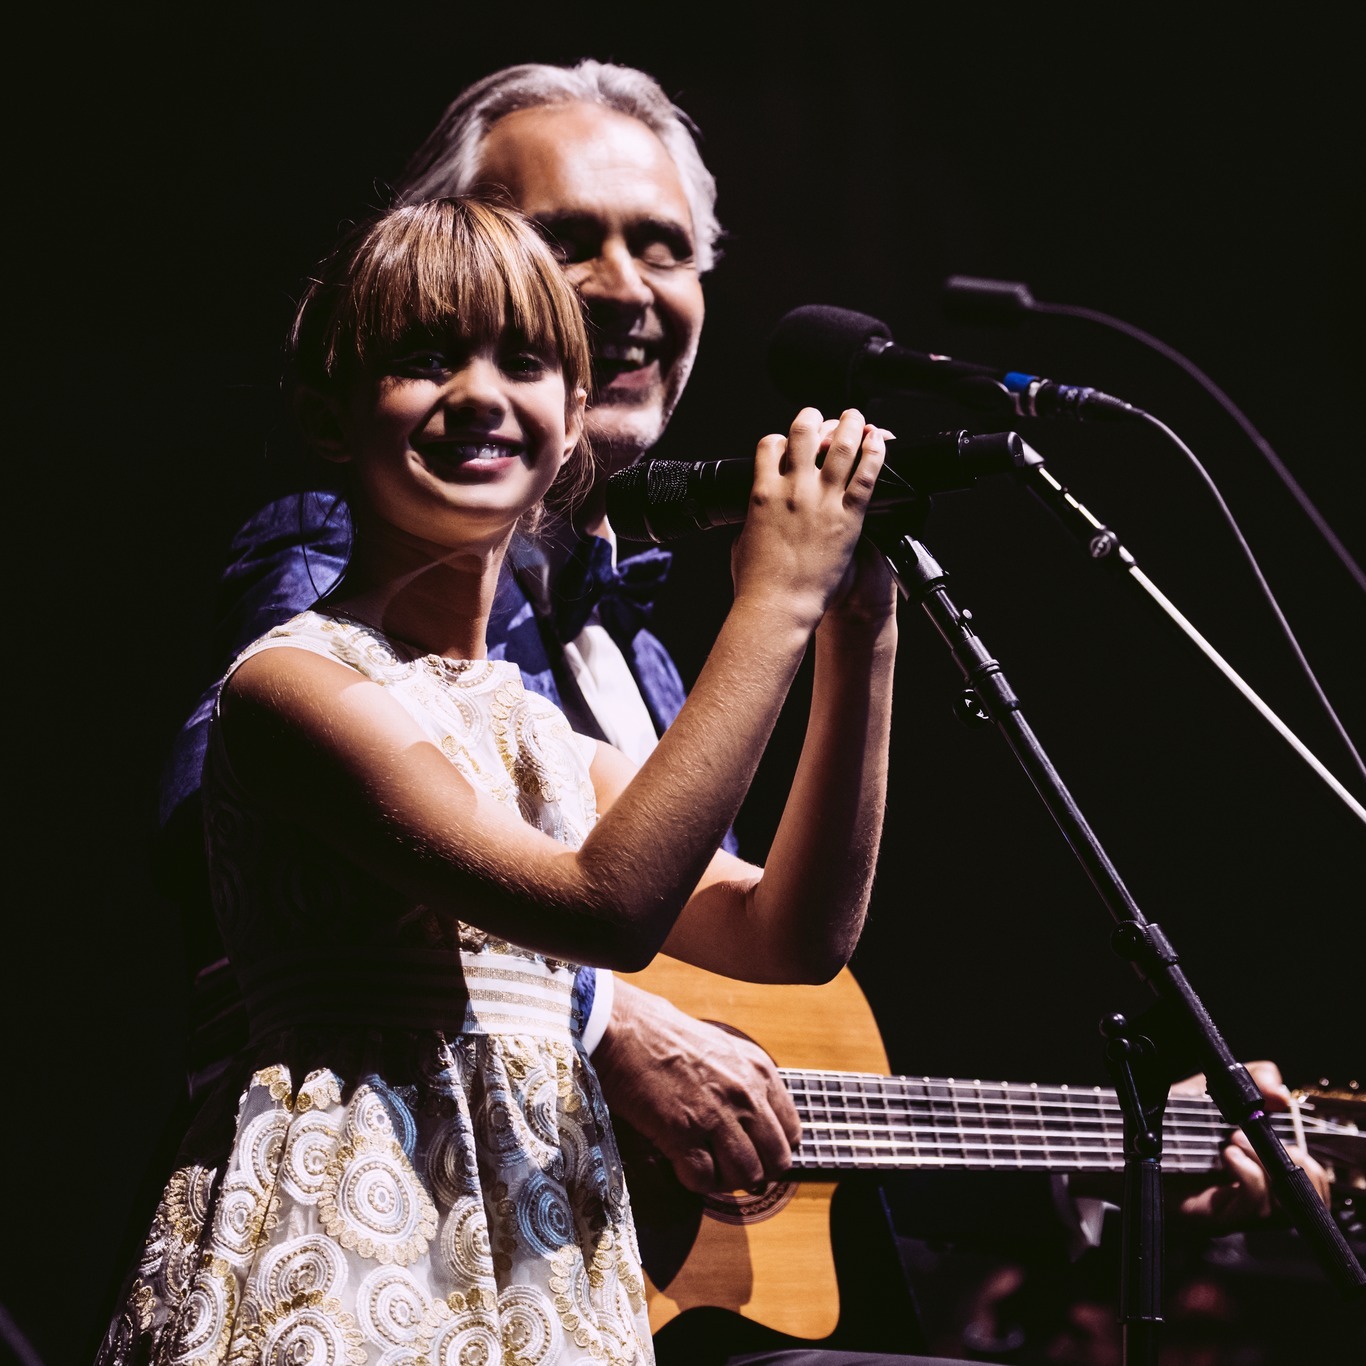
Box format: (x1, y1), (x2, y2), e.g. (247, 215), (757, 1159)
(573, 240), (653, 309)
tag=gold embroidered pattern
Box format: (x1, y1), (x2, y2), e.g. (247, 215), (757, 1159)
(256, 1234), (347, 1304)
(499, 1283), (563, 1363)
(316, 1132), (438, 1266)
(234, 1290), (367, 1366)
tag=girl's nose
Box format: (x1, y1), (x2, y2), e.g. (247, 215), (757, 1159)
(438, 357), (507, 417)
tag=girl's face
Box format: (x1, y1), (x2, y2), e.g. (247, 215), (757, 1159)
(337, 329), (583, 549)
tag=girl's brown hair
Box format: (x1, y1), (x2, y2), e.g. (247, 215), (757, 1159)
(288, 196), (595, 515)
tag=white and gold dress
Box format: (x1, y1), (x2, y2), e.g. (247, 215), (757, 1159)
(98, 610), (653, 1365)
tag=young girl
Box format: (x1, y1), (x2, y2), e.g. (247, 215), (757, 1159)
(99, 196), (896, 1365)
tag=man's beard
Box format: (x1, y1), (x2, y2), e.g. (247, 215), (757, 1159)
(586, 352), (695, 472)
(586, 408), (666, 474)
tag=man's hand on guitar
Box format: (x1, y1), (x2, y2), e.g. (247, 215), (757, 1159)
(591, 979), (801, 1194)
(1169, 1059), (1332, 1231)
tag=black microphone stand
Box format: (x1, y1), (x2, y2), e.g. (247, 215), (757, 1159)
(870, 513), (1366, 1364)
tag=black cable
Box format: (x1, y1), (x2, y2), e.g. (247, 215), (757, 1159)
(1131, 407), (1366, 791)
(1036, 295), (1363, 596)
(943, 277), (1365, 594)
(942, 276), (1366, 792)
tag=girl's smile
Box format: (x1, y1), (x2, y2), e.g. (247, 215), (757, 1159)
(411, 434), (527, 482)
(336, 339), (583, 548)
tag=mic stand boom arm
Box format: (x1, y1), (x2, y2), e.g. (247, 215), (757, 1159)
(874, 525), (1366, 1341)
(1017, 459), (1366, 826)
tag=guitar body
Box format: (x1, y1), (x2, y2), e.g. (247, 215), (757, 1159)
(616, 956), (892, 1340)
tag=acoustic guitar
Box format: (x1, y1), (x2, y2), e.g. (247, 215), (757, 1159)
(616, 955), (1364, 1341)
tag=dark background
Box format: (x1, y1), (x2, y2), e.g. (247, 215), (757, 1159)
(9, 7), (1364, 1361)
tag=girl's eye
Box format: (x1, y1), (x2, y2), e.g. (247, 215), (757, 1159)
(504, 351), (549, 377)
(392, 351), (450, 377)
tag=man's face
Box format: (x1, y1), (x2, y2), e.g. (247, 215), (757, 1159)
(476, 103), (706, 474)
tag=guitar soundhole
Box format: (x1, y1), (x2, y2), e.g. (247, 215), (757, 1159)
(702, 1180), (797, 1225)
(699, 1019), (799, 1225)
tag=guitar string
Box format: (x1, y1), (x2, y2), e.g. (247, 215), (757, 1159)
(778, 1103), (1337, 1136)
(779, 1084), (1339, 1126)
(778, 1126), (1323, 1169)
(783, 1131), (1330, 1168)
(779, 1068), (1334, 1102)
(1290, 1092), (1308, 1151)
(777, 1070), (1344, 1121)
(773, 1071), (1348, 1167)
(780, 1099), (1339, 1139)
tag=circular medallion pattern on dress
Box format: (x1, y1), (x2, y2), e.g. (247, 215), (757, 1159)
(280, 1109), (345, 1204)
(317, 1133), (437, 1265)
(241, 1108), (290, 1190)
(427, 1307), (500, 1366)
(348, 1080), (418, 1158)
(372, 1347), (425, 1366)
(425, 1116), (478, 1207)
(557, 1114), (599, 1191)
(476, 1082), (527, 1159)
(437, 690), (482, 740)
(163, 1164), (215, 1243)
(213, 1173), (271, 1265)
(160, 1222), (202, 1303)
(549, 1243), (597, 1339)
(498, 1284), (563, 1364)
(257, 1233), (348, 1304)
(514, 1170), (576, 1258)
(256, 1298), (366, 1366)
(437, 1195), (495, 1283)
(136, 1202), (171, 1279)
(521, 1066), (562, 1155)
(166, 1260), (236, 1366)
(597, 1271), (646, 1351)
(355, 1265), (437, 1346)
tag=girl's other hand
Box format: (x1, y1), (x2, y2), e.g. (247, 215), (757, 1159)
(729, 408), (887, 631)
(823, 532), (899, 631)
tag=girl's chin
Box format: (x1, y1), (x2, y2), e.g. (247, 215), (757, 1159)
(428, 499), (535, 532)
(373, 501), (533, 553)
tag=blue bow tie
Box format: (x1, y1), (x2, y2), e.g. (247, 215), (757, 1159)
(552, 536), (673, 643)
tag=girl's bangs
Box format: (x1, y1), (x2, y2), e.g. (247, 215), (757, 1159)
(341, 203), (588, 389)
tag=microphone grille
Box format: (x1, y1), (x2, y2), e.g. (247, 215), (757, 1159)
(604, 460), (701, 543)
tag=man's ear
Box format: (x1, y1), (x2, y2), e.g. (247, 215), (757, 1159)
(294, 386), (350, 464)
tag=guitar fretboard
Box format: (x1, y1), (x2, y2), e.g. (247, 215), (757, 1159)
(781, 1069), (1332, 1175)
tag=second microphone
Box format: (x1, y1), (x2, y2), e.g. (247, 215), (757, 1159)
(606, 430), (1039, 543)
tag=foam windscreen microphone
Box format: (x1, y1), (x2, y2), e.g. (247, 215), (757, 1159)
(767, 303), (1140, 421)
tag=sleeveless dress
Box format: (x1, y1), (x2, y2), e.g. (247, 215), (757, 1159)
(98, 610), (654, 1366)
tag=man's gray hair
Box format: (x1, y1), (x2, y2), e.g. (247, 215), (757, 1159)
(393, 60), (722, 273)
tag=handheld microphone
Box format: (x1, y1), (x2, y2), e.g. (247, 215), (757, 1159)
(767, 304), (1141, 422)
(606, 430), (1040, 543)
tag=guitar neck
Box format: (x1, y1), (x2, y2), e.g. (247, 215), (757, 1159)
(780, 1068), (1312, 1176)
